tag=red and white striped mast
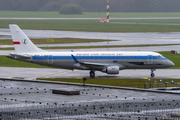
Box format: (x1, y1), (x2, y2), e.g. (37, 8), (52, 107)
(106, 0), (110, 23)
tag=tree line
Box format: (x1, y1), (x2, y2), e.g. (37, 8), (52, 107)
(1, 0), (180, 12)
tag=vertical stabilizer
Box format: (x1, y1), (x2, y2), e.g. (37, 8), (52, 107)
(9, 24), (45, 53)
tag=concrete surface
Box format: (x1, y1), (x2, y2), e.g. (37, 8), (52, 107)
(1, 67), (180, 79)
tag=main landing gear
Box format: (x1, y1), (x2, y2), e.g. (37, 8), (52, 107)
(90, 70), (95, 78)
(150, 69), (156, 77)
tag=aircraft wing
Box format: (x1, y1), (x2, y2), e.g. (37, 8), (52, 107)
(71, 55), (114, 70)
(79, 62), (109, 69)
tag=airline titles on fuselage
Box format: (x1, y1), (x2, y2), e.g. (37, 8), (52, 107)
(76, 53), (123, 56)
(34, 53), (123, 57)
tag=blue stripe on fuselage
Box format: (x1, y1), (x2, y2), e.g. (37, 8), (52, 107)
(32, 56), (169, 60)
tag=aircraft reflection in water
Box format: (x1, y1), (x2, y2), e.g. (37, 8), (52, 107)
(7, 24), (174, 77)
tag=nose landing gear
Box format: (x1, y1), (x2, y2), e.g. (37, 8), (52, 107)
(150, 69), (156, 77)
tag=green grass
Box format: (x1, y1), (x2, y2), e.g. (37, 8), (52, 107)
(1, 19), (180, 32)
(0, 35), (9, 37)
(1, 11), (180, 18)
(0, 48), (14, 50)
(0, 38), (114, 45)
(0, 56), (47, 68)
(0, 51), (179, 68)
(112, 19), (180, 24)
(37, 78), (180, 89)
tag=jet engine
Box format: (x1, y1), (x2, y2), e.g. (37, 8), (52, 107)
(102, 66), (119, 74)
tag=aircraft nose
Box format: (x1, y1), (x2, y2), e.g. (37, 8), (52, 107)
(168, 60), (175, 67)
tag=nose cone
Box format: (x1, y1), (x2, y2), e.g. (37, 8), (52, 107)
(167, 60), (175, 67)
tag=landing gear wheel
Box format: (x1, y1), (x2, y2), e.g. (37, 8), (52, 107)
(90, 71), (95, 78)
(150, 69), (156, 78)
(151, 73), (155, 77)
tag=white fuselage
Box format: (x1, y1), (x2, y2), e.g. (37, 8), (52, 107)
(17, 51), (174, 71)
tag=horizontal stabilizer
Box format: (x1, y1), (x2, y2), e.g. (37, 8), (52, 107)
(9, 53), (31, 58)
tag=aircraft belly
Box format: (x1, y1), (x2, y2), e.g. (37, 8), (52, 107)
(124, 59), (164, 69)
(33, 60), (47, 66)
(53, 60), (75, 69)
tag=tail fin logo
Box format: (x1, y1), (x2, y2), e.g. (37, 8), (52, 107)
(22, 39), (28, 45)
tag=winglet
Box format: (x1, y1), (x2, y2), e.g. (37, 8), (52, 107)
(71, 54), (79, 63)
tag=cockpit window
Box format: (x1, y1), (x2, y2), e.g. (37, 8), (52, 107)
(158, 55), (165, 58)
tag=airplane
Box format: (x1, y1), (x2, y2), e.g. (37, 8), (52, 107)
(7, 24), (175, 78)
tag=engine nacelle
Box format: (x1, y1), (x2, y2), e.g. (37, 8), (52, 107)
(102, 66), (119, 74)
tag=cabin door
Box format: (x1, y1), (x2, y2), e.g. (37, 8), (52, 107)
(147, 55), (153, 64)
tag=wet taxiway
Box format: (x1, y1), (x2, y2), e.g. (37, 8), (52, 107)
(1, 29), (180, 47)
(1, 67), (180, 79)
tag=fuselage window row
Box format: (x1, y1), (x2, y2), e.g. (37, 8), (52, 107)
(56, 56), (136, 59)
(33, 56), (161, 60)
(43, 56), (152, 59)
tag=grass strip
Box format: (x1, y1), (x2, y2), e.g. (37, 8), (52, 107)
(37, 78), (180, 89)
(1, 11), (180, 18)
(0, 56), (48, 68)
(0, 48), (14, 50)
(1, 19), (180, 32)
